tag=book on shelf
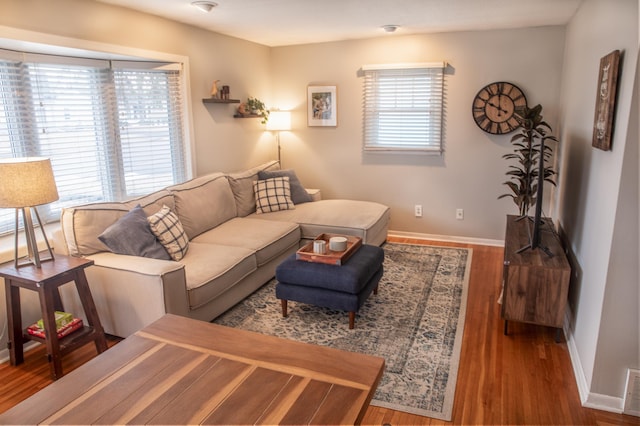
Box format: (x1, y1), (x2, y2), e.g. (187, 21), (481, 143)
(36, 310), (74, 330)
(27, 317), (83, 339)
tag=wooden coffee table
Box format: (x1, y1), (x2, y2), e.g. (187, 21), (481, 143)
(0, 314), (385, 425)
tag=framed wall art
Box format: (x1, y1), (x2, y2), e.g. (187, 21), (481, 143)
(307, 85), (337, 127)
(592, 50), (621, 151)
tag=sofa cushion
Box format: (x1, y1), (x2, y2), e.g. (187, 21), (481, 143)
(258, 169), (313, 204)
(227, 160), (280, 217)
(192, 217), (300, 266)
(61, 189), (174, 256)
(98, 205), (170, 260)
(254, 177), (295, 214)
(248, 199), (391, 246)
(147, 205), (190, 261)
(180, 242), (257, 309)
(167, 173), (236, 239)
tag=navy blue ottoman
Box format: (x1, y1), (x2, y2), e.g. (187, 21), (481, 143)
(275, 244), (384, 329)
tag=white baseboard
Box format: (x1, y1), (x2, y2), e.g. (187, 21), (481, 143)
(387, 230), (504, 247)
(0, 341), (41, 364)
(563, 306), (625, 414)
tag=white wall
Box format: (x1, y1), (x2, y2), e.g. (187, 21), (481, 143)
(270, 27), (566, 241)
(557, 0), (639, 410)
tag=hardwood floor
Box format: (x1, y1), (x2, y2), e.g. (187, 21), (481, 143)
(0, 237), (637, 425)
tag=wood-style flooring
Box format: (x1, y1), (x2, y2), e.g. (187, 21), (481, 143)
(0, 236), (637, 425)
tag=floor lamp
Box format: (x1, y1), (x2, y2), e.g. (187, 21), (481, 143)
(0, 157), (59, 268)
(266, 110), (291, 166)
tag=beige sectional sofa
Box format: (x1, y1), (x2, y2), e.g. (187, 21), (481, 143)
(56, 161), (390, 337)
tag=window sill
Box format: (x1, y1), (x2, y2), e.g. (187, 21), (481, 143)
(0, 222), (62, 265)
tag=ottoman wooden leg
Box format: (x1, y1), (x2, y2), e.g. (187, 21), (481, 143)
(281, 299), (288, 318)
(349, 312), (355, 329)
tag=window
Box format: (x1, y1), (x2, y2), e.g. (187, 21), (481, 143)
(0, 51), (188, 235)
(362, 62), (445, 153)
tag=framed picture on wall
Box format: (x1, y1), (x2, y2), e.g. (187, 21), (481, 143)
(307, 85), (337, 127)
(592, 50), (621, 151)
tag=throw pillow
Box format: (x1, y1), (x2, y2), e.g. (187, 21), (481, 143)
(147, 205), (189, 261)
(98, 205), (170, 260)
(257, 169), (313, 204)
(253, 176), (295, 214)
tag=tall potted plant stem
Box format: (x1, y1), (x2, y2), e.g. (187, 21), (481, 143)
(499, 104), (558, 218)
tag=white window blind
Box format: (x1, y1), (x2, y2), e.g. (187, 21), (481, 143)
(362, 62), (445, 153)
(0, 51), (187, 235)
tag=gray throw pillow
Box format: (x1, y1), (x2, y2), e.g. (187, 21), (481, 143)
(258, 169), (312, 204)
(98, 205), (170, 260)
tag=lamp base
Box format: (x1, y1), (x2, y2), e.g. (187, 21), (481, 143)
(14, 206), (55, 269)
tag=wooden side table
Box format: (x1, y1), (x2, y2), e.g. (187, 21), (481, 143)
(0, 255), (108, 380)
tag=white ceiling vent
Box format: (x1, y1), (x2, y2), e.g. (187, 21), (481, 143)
(623, 368), (640, 417)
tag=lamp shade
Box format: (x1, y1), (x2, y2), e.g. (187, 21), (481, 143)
(267, 111), (291, 131)
(0, 157), (59, 208)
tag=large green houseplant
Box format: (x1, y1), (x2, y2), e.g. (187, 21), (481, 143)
(499, 104), (558, 217)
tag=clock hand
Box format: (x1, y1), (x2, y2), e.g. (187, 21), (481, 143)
(487, 101), (508, 114)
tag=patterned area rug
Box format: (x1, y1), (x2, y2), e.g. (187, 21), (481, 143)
(214, 243), (472, 421)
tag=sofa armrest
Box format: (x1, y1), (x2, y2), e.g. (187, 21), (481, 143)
(58, 252), (189, 337)
(306, 188), (322, 201)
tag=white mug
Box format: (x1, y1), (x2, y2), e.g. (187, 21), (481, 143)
(313, 240), (327, 254)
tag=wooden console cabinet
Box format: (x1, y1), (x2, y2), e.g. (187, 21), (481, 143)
(501, 215), (571, 341)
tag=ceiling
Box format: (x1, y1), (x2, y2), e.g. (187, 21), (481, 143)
(94, 0), (583, 47)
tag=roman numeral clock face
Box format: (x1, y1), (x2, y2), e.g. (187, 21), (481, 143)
(472, 82), (527, 134)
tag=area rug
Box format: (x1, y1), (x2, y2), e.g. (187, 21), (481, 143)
(214, 243), (472, 421)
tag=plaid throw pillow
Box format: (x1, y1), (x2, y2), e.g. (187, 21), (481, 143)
(147, 205), (189, 261)
(253, 176), (295, 214)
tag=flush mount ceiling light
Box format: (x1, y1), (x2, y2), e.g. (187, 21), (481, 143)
(382, 25), (400, 33)
(192, 1), (218, 12)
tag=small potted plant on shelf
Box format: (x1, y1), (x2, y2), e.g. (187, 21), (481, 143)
(237, 97), (269, 123)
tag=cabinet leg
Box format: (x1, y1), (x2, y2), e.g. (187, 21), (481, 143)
(504, 320), (508, 336)
(555, 328), (562, 343)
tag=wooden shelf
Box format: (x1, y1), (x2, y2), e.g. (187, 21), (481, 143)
(233, 113), (264, 118)
(202, 98), (240, 104)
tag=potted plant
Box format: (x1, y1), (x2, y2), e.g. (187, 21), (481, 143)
(498, 104), (558, 217)
(245, 97), (269, 124)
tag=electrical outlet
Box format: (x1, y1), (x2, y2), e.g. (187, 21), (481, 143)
(414, 205), (423, 217)
(456, 208), (464, 220)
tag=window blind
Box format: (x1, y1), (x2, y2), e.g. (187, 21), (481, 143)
(0, 51), (187, 235)
(362, 63), (445, 153)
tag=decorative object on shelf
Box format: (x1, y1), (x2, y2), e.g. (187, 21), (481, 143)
(236, 97), (269, 123)
(0, 157), (58, 268)
(472, 81), (527, 134)
(221, 85), (230, 100)
(592, 50), (621, 151)
(210, 80), (220, 98)
(266, 110), (291, 165)
(307, 85), (337, 127)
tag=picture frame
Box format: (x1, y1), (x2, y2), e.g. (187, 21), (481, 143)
(307, 85), (337, 127)
(592, 50), (621, 151)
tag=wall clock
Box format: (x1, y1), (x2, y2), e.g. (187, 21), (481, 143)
(472, 81), (527, 135)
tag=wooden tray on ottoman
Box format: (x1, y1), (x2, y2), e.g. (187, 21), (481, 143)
(296, 233), (362, 265)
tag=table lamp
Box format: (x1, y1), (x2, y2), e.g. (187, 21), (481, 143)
(0, 157), (59, 268)
(266, 110), (291, 166)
